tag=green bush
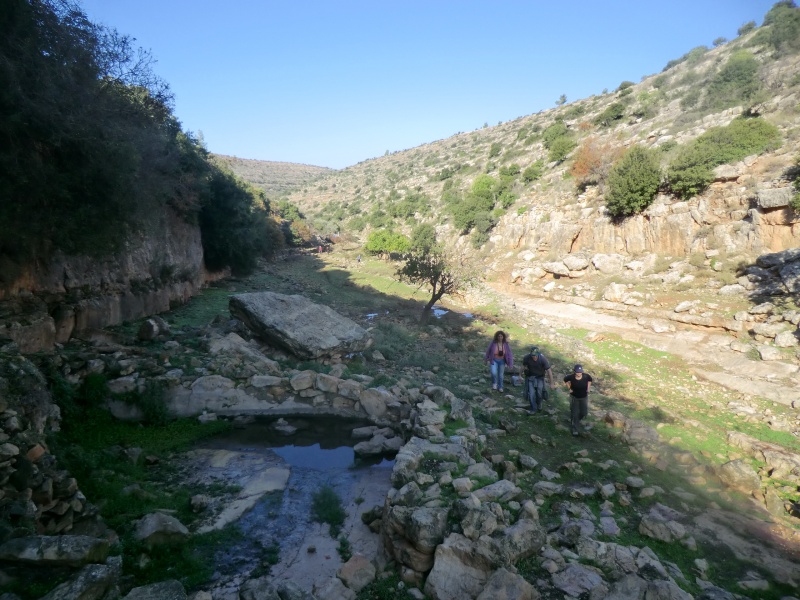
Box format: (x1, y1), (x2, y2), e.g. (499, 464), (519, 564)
(738, 20), (756, 36)
(680, 89), (702, 110)
(617, 81), (635, 92)
(548, 136), (578, 163)
(522, 160), (545, 183)
(542, 121), (569, 146)
(594, 102), (626, 127)
(605, 147), (662, 218)
(750, 1), (800, 55)
(488, 142), (502, 158)
(713, 37), (728, 47)
(703, 50), (763, 110)
(667, 116), (781, 198)
(364, 230), (410, 255)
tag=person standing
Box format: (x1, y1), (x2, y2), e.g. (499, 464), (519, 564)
(484, 331), (513, 392)
(522, 346), (555, 414)
(563, 364), (593, 436)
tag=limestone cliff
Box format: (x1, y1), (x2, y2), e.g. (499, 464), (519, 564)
(0, 208), (205, 352)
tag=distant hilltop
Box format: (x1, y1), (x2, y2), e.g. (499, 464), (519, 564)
(212, 154), (333, 197)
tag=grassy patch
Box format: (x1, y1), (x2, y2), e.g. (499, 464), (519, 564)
(311, 485), (347, 537)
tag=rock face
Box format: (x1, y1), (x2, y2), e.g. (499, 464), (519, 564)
(0, 208), (204, 353)
(230, 292), (372, 359)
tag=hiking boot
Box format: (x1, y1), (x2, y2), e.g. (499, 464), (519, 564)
(492, 384), (497, 391)
(571, 429), (579, 436)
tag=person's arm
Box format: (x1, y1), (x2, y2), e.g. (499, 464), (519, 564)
(484, 343), (494, 363)
(546, 367), (554, 388)
(587, 380), (592, 394)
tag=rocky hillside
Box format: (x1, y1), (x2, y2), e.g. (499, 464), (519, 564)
(276, 6), (800, 363)
(212, 155), (332, 197)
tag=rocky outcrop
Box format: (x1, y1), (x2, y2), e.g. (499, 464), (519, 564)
(230, 292), (372, 359)
(0, 208), (205, 353)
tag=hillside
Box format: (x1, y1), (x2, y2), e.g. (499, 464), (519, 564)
(284, 18), (799, 253)
(272, 4), (800, 370)
(212, 154), (332, 197)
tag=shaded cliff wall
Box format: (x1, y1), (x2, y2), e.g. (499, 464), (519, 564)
(0, 209), (205, 352)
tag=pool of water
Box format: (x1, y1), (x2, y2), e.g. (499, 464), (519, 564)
(196, 416), (395, 594)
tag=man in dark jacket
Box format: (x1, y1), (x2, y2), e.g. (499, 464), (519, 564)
(522, 346), (554, 414)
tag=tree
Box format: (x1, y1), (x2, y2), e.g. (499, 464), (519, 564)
(556, 94), (567, 106)
(738, 21), (756, 36)
(713, 37), (728, 47)
(396, 246), (473, 312)
(605, 146), (662, 218)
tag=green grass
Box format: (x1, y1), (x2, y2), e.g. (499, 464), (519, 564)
(311, 485), (347, 537)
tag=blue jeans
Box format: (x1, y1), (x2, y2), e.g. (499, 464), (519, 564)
(490, 359), (506, 390)
(527, 376), (546, 412)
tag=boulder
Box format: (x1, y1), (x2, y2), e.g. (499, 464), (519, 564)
(134, 513), (189, 548)
(476, 567), (537, 600)
(774, 330), (799, 348)
(756, 186), (793, 209)
(592, 254), (625, 274)
(337, 554), (376, 593)
(230, 292), (371, 359)
(39, 562), (120, 600)
(542, 262), (570, 277)
(562, 255), (590, 271)
(424, 534), (493, 600)
(717, 459), (761, 494)
(123, 580), (187, 600)
(0, 535), (110, 567)
(780, 261), (800, 295)
(551, 563), (605, 597)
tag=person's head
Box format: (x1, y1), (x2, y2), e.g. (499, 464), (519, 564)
(530, 346), (540, 360)
(573, 364), (583, 378)
(493, 331), (506, 343)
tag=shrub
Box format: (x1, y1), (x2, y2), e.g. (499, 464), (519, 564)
(594, 102), (626, 127)
(548, 136), (577, 163)
(522, 160), (545, 183)
(563, 103), (587, 120)
(570, 138), (624, 190)
(713, 37), (728, 47)
(750, 1), (800, 55)
(653, 75), (669, 89)
(667, 116), (781, 198)
(738, 21), (757, 36)
(488, 142), (502, 158)
(703, 50), (763, 110)
(542, 121), (569, 146)
(617, 81), (635, 92)
(605, 146), (662, 218)
(685, 45), (710, 65)
(364, 230), (411, 255)
(680, 89), (702, 110)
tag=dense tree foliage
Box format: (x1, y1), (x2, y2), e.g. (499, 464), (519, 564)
(751, 1), (800, 55)
(0, 0), (281, 278)
(605, 147), (662, 218)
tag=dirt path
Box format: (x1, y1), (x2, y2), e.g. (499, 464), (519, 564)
(485, 283), (800, 407)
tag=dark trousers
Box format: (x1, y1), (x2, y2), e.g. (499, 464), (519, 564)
(570, 395), (588, 432)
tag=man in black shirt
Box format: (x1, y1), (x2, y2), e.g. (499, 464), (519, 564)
(563, 364), (593, 436)
(522, 346), (554, 414)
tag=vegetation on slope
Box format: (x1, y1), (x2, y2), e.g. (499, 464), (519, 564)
(276, 1), (798, 249)
(0, 0), (283, 278)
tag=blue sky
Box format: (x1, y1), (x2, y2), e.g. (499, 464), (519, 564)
(80, 1), (777, 169)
